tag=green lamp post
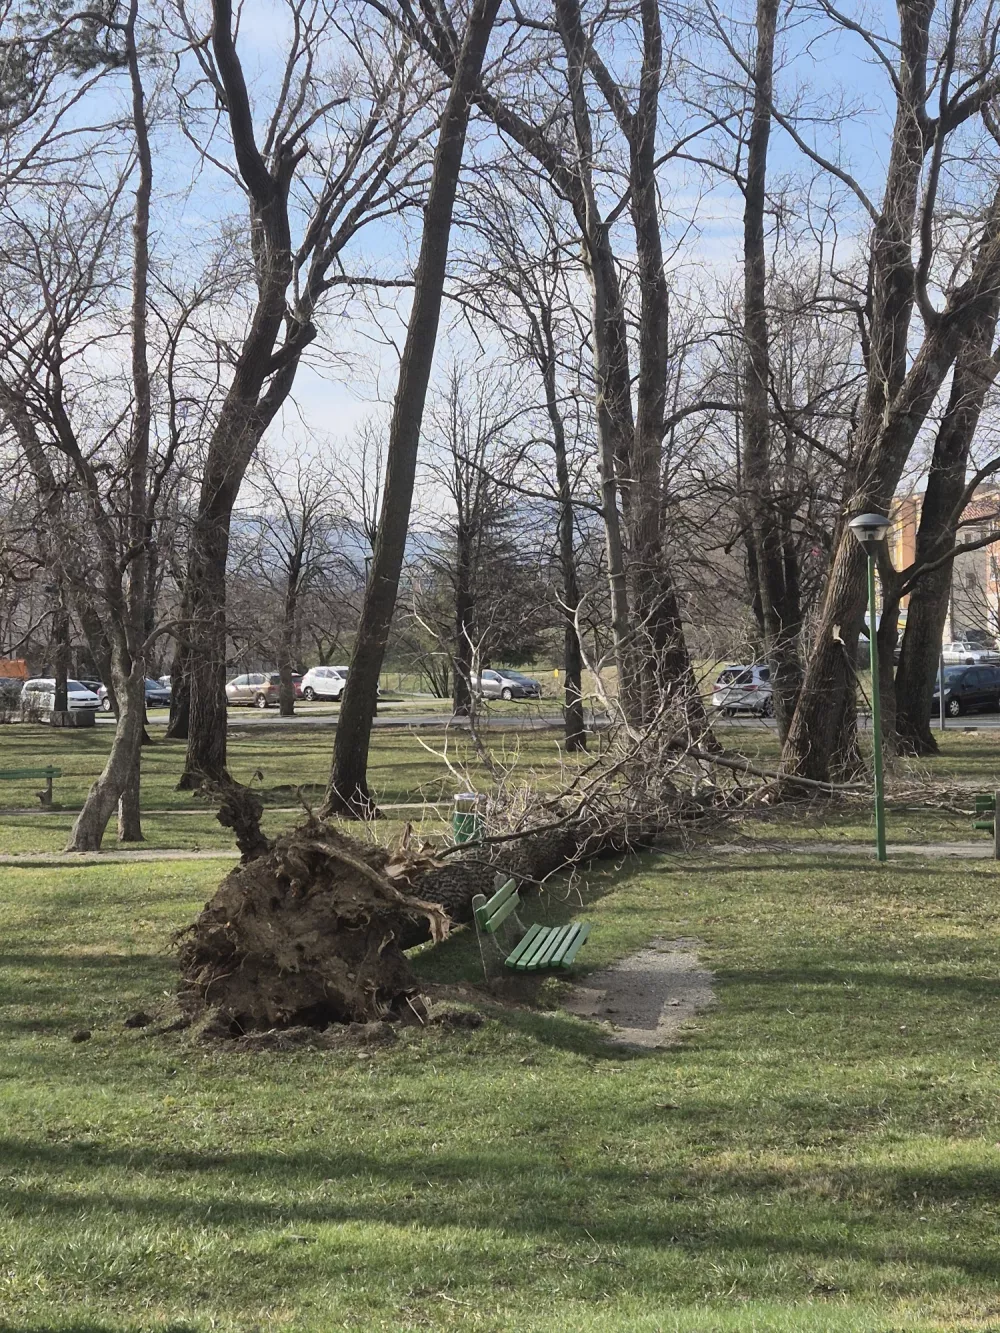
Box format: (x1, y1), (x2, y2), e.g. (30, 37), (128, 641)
(848, 512), (892, 863)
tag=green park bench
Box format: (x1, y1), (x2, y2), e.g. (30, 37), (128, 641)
(970, 792), (1000, 860)
(471, 873), (591, 977)
(0, 765), (61, 808)
(973, 792), (996, 831)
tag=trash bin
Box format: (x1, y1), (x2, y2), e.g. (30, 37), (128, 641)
(452, 792), (483, 844)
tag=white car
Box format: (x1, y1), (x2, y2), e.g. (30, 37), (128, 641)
(20, 677), (101, 716)
(300, 665), (349, 701)
(711, 664), (773, 717)
(941, 641), (1000, 665)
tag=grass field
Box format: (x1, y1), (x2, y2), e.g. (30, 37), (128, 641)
(2, 713), (1000, 854)
(0, 721), (600, 853)
(5, 846), (1000, 1329)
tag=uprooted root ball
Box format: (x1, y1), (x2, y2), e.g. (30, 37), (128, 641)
(177, 821), (449, 1035)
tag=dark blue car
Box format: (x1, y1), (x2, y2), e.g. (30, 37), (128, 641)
(98, 678), (172, 712)
(930, 665), (1000, 718)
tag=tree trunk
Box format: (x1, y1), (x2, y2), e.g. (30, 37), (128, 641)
(181, 510), (231, 786)
(165, 627), (190, 740)
(782, 182), (1000, 780)
(895, 305), (1000, 753)
(742, 0), (802, 740)
(452, 522), (474, 716)
(554, 433), (586, 752)
(278, 571), (298, 717)
(68, 663), (146, 850)
(117, 721), (144, 842)
(78, 598), (115, 713)
(324, 0), (503, 815)
(554, 0), (637, 720)
(52, 591), (69, 714)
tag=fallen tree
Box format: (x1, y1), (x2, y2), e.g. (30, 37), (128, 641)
(176, 773), (685, 1034)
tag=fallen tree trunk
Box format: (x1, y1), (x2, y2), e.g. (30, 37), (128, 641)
(177, 799), (678, 1034)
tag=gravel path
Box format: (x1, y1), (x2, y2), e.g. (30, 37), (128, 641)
(564, 938), (715, 1049)
(708, 840), (997, 858)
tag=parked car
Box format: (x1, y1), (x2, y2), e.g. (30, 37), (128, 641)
(20, 678), (100, 716)
(225, 672), (282, 708)
(711, 664), (773, 717)
(471, 668), (542, 701)
(300, 666), (349, 701)
(97, 678), (172, 712)
(931, 664), (1000, 717)
(941, 640), (1000, 664)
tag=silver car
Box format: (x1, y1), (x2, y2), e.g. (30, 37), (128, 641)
(711, 664), (773, 717)
(471, 668), (542, 701)
(941, 640), (1000, 665)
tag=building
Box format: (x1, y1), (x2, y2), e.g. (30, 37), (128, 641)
(890, 488), (1000, 641)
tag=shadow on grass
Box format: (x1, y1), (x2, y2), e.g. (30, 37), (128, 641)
(3, 1135), (1000, 1284)
(0, 1326), (196, 1333)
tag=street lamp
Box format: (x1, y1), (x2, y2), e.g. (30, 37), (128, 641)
(848, 512), (892, 863)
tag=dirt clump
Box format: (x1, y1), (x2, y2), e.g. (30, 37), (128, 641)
(178, 819), (449, 1036)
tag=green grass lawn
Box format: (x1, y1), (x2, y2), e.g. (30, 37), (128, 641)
(0, 723), (596, 853)
(4, 850), (1000, 1328)
(4, 716), (1000, 855)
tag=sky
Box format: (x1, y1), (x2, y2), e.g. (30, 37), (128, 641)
(14, 0), (993, 499)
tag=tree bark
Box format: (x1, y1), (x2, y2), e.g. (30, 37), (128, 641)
(165, 618), (190, 740)
(895, 307), (1000, 752)
(67, 0), (151, 849)
(52, 591), (69, 714)
(324, 0), (502, 815)
(742, 0), (802, 739)
(783, 175), (1000, 780)
(545, 348), (587, 751)
(278, 566), (299, 717)
(452, 525), (474, 717)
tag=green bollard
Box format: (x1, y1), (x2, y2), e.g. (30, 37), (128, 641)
(452, 792), (482, 844)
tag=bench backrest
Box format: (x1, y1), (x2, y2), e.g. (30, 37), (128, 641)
(976, 793), (997, 814)
(472, 875), (519, 934)
(0, 767), (61, 780)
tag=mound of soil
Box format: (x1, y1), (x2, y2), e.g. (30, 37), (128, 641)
(178, 821), (449, 1035)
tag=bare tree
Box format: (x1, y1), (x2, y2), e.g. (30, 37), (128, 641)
(324, 0), (503, 815)
(455, 170), (593, 748)
(0, 0), (159, 849)
(775, 0), (1000, 781)
(167, 0), (435, 787)
(237, 448), (344, 715)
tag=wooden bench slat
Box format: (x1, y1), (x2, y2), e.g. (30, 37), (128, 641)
(482, 891), (520, 934)
(559, 922), (591, 968)
(505, 922), (546, 968)
(529, 924), (574, 971)
(0, 767), (61, 780)
(473, 878), (517, 928)
(549, 923), (584, 967)
(517, 925), (561, 972)
(976, 794), (996, 813)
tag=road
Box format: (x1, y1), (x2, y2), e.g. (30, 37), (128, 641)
(88, 704), (1000, 732)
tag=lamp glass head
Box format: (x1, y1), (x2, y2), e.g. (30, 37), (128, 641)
(848, 512), (891, 549)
